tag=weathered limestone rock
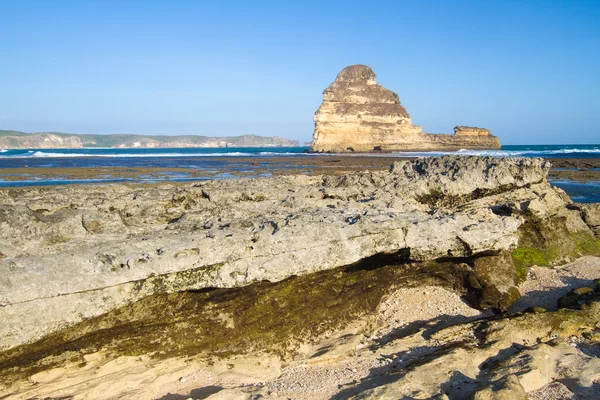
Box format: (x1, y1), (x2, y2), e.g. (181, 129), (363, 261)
(581, 203), (600, 237)
(341, 290), (600, 400)
(1, 157), (600, 399)
(454, 126), (492, 136)
(0, 156), (596, 354)
(388, 156), (549, 200)
(311, 65), (501, 152)
(0, 157), (587, 354)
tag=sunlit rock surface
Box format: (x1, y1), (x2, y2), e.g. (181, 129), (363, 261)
(311, 65), (501, 152)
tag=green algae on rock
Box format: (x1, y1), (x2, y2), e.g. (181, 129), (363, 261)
(0, 252), (524, 388)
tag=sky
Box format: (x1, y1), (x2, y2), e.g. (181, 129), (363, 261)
(1, 0), (599, 145)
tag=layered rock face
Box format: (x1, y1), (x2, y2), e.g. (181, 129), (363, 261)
(0, 156), (593, 351)
(1, 156), (599, 399)
(311, 65), (501, 152)
(454, 125), (492, 136)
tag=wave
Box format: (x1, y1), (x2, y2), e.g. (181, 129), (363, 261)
(391, 150), (525, 157)
(0, 151), (306, 159)
(1, 147), (599, 159)
(391, 148), (600, 157)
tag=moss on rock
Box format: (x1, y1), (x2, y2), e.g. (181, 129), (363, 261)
(0, 251), (524, 387)
(512, 216), (600, 274)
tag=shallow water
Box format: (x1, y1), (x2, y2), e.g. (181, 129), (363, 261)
(0, 145), (599, 203)
(1, 145), (600, 165)
(548, 179), (600, 203)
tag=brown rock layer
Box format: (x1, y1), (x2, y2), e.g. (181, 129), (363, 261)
(311, 65), (501, 152)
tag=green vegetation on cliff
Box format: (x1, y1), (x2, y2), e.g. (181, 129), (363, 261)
(0, 130), (300, 148)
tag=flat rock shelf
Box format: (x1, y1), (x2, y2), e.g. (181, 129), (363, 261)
(1, 156), (600, 399)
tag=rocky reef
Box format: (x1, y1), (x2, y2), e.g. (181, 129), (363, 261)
(1, 156), (599, 399)
(310, 65), (501, 152)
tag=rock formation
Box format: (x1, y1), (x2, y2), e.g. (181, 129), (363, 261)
(1, 156), (599, 399)
(0, 156), (595, 348)
(311, 65), (501, 152)
(454, 125), (492, 136)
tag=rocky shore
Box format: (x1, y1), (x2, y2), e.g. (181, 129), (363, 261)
(2, 155), (598, 184)
(1, 156), (600, 399)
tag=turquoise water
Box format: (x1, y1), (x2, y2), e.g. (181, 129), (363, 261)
(0, 144), (599, 202)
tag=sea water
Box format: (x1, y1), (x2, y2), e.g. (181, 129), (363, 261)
(0, 145), (599, 202)
(1, 144), (600, 162)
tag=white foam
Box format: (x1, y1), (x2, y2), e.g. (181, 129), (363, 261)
(390, 148), (600, 158)
(0, 147), (599, 159)
(0, 151), (306, 158)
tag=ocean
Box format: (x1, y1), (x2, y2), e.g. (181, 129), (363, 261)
(2, 144), (600, 161)
(1, 144), (599, 202)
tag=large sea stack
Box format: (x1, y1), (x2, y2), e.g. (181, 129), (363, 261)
(311, 64), (501, 152)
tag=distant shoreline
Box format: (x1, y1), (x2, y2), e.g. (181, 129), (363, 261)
(0, 130), (300, 149)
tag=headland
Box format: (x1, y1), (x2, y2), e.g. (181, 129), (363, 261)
(0, 130), (299, 149)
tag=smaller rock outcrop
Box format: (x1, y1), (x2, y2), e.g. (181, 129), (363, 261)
(311, 65), (501, 152)
(454, 126), (492, 136)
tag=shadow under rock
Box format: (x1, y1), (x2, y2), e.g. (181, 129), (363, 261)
(559, 379), (600, 399)
(376, 313), (489, 345)
(331, 344), (458, 400)
(577, 341), (600, 358)
(509, 276), (596, 313)
(158, 386), (223, 400)
(439, 370), (480, 399)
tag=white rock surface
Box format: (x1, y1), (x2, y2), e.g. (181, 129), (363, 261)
(0, 156), (591, 351)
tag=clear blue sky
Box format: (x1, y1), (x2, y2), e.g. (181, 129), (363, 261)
(1, 0), (599, 144)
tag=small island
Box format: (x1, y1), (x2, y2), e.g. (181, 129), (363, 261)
(311, 65), (501, 152)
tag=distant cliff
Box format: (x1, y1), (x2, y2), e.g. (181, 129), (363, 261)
(311, 65), (500, 152)
(0, 131), (299, 149)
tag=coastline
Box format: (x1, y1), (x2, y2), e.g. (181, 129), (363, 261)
(1, 155), (599, 399)
(2, 155), (600, 180)
(1, 155), (599, 202)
